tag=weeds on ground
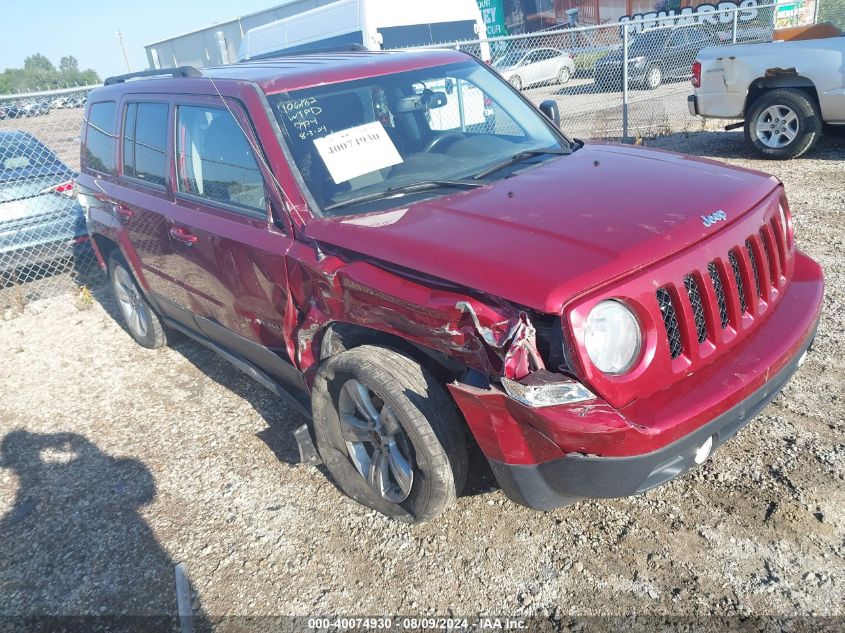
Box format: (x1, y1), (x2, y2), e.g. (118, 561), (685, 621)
(76, 286), (94, 311)
(1, 284), (28, 320)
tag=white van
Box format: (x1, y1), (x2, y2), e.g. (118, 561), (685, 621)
(237, 0), (490, 62)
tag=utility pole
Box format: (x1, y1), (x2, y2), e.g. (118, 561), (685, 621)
(116, 30), (132, 73)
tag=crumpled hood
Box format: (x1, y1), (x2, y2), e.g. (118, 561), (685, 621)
(304, 143), (778, 313)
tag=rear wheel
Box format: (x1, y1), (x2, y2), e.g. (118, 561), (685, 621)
(509, 75), (523, 91)
(109, 253), (168, 349)
(644, 64), (662, 90)
(558, 66), (571, 85)
(745, 89), (821, 159)
(311, 345), (467, 523)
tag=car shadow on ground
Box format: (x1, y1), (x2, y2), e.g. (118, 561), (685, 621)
(647, 129), (845, 161)
(0, 429), (209, 630)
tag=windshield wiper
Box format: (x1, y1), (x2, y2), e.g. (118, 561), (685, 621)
(472, 147), (571, 180)
(322, 179), (488, 212)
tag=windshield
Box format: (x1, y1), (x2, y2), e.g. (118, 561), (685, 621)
(493, 52), (523, 68)
(268, 59), (567, 216)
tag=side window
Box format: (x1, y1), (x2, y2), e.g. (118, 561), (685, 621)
(668, 30), (688, 47)
(84, 101), (116, 173)
(122, 103), (137, 177)
(689, 28), (710, 45)
(124, 102), (168, 186)
(175, 105), (266, 214)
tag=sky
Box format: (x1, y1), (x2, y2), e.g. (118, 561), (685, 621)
(1, 0), (284, 80)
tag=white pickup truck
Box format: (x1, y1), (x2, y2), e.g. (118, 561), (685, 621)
(688, 36), (845, 158)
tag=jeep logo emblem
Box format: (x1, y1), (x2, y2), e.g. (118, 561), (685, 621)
(701, 210), (728, 228)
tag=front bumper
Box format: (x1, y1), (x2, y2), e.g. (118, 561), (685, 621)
(595, 65), (647, 86)
(487, 325), (814, 510)
(448, 250), (824, 510)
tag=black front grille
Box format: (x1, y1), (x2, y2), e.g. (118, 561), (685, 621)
(684, 274), (708, 344)
(746, 239), (761, 297)
(656, 287), (683, 359)
(708, 262), (729, 329)
(728, 250), (748, 313)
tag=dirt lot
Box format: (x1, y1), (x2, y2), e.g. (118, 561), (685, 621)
(0, 130), (843, 629)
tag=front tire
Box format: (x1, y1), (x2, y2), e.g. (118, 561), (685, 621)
(311, 345), (468, 523)
(744, 89), (821, 159)
(109, 252), (168, 349)
(509, 75), (523, 91)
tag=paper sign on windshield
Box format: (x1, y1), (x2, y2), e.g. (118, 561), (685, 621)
(313, 121), (403, 184)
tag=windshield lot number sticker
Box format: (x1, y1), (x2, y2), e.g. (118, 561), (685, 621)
(313, 121), (403, 184)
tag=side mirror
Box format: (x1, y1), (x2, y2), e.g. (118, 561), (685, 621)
(539, 100), (561, 128)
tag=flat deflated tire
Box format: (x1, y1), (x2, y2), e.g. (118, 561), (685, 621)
(745, 89), (822, 159)
(311, 345), (467, 523)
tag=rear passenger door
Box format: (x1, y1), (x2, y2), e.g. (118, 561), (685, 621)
(116, 99), (188, 307)
(165, 97), (301, 387)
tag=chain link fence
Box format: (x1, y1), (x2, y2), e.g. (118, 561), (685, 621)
(410, 0), (832, 140)
(0, 0), (841, 311)
(0, 85), (101, 312)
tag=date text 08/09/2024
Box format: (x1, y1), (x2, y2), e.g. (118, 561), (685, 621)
(306, 617), (528, 630)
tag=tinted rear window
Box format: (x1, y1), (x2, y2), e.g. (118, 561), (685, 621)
(85, 101), (117, 173)
(123, 102), (168, 187)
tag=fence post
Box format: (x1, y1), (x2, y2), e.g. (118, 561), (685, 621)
(732, 7), (739, 43)
(622, 22), (629, 143)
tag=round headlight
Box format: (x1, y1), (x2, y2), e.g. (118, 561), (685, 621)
(584, 300), (642, 375)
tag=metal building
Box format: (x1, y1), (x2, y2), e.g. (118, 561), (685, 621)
(144, 0), (342, 69)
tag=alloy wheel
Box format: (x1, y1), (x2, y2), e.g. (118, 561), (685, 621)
(338, 378), (415, 503)
(755, 105), (799, 149)
(113, 266), (150, 339)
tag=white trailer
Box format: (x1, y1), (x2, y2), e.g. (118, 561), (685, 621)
(237, 0), (490, 62)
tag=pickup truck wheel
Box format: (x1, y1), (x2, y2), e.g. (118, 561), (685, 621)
(108, 253), (168, 349)
(311, 345), (468, 523)
(745, 89), (821, 159)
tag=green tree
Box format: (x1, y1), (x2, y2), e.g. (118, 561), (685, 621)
(0, 53), (101, 94)
(23, 53), (55, 73)
(59, 55), (79, 74)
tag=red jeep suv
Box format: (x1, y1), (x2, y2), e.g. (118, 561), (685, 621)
(78, 50), (823, 522)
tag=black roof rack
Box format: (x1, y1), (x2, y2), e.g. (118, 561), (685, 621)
(104, 66), (202, 86)
(245, 43), (369, 61)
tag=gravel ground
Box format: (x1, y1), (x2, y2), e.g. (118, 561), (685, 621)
(0, 130), (843, 629)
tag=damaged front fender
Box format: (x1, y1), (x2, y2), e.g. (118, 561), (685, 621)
(286, 241), (545, 386)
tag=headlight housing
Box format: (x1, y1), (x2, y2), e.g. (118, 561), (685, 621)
(584, 300), (642, 375)
(631, 55), (647, 68)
